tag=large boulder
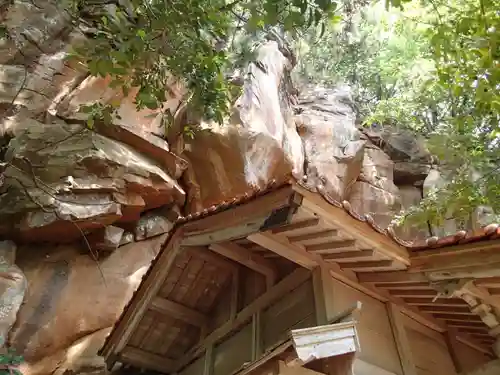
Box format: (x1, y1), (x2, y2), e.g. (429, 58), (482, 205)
(178, 40), (303, 213)
(348, 143), (401, 229)
(0, 0), (72, 65)
(362, 125), (431, 185)
(9, 234), (167, 370)
(295, 86), (365, 203)
(0, 240), (27, 348)
(0, 120), (184, 242)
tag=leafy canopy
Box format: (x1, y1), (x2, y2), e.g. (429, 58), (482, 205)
(296, 0), (499, 227)
(68, 0), (343, 125)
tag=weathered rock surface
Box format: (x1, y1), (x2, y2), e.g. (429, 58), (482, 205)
(179, 40), (303, 213)
(0, 240), (27, 348)
(9, 234), (167, 372)
(295, 86), (365, 203)
(0, 121), (184, 242)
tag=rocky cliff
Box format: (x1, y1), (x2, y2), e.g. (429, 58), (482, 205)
(0, 1), (489, 375)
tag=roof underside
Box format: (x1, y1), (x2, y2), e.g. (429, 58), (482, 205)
(100, 182), (500, 374)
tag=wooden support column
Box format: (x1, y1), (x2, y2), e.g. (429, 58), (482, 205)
(387, 303), (417, 375)
(204, 345), (214, 375)
(312, 266), (329, 325)
(252, 312), (263, 361)
(230, 268), (240, 320)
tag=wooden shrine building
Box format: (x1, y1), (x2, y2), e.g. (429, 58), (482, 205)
(99, 182), (500, 375)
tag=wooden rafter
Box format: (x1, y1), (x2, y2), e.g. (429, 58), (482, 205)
(340, 260), (394, 270)
(403, 297), (467, 307)
(185, 246), (239, 272)
(287, 229), (338, 243)
(247, 229), (452, 335)
(175, 268), (311, 371)
(418, 305), (474, 315)
(410, 239), (500, 260)
(100, 229), (185, 361)
(306, 240), (357, 253)
(150, 297), (207, 327)
(375, 282), (432, 290)
(388, 290), (438, 298)
(358, 271), (427, 284)
(248, 232), (319, 269)
(209, 242), (277, 287)
(120, 347), (175, 373)
(271, 218), (320, 234)
(181, 186), (295, 246)
(411, 248), (500, 273)
(323, 249), (375, 261)
(293, 184), (410, 265)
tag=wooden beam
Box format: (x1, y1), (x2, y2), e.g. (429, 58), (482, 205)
(248, 232), (319, 269)
(387, 303), (417, 375)
(433, 313), (482, 322)
(271, 218), (320, 234)
(209, 242), (277, 287)
(175, 267), (311, 370)
(182, 186), (294, 236)
(403, 297), (467, 307)
(100, 229), (184, 360)
(447, 321), (488, 328)
(230, 268), (239, 319)
(203, 345), (214, 375)
(340, 260), (394, 270)
(409, 239), (500, 260)
(358, 271), (428, 284)
(251, 312), (262, 360)
(185, 246), (238, 272)
(418, 305), (474, 315)
(388, 290), (438, 298)
(375, 282), (432, 290)
(306, 240), (357, 253)
(150, 297), (207, 326)
(411, 247), (500, 273)
(445, 328), (465, 373)
(455, 326), (490, 333)
(288, 229), (339, 243)
(121, 346), (175, 373)
(323, 249), (374, 261)
(294, 184), (410, 265)
(250, 230), (448, 333)
(456, 333), (496, 356)
(476, 277), (500, 287)
(312, 266), (328, 325)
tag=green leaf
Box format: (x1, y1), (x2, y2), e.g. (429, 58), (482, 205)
(136, 29), (146, 39)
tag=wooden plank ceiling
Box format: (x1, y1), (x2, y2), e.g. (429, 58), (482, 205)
(101, 183), (499, 373)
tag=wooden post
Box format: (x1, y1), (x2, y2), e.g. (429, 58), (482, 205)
(252, 312), (263, 361)
(203, 345), (214, 375)
(312, 266), (330, 325)
(387, 303), (418, 375)
(230, 268), (239, 320)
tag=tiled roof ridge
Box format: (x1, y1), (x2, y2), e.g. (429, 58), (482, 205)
(175, 178), (500, 251)
(296, 178), (499, 251)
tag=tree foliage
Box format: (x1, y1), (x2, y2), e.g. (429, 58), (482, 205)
(68, 0), (341, 125)
(69, 0), (498, 228)
(296, 0), (499, 227)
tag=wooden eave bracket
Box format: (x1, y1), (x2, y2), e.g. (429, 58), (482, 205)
(291, 184), (410, 266)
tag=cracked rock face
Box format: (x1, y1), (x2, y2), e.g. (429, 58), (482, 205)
(0, 120), (185, 242)
(9, 235), (167, 370)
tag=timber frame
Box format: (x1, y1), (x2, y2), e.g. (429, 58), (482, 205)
(100, 182), (499, 375)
